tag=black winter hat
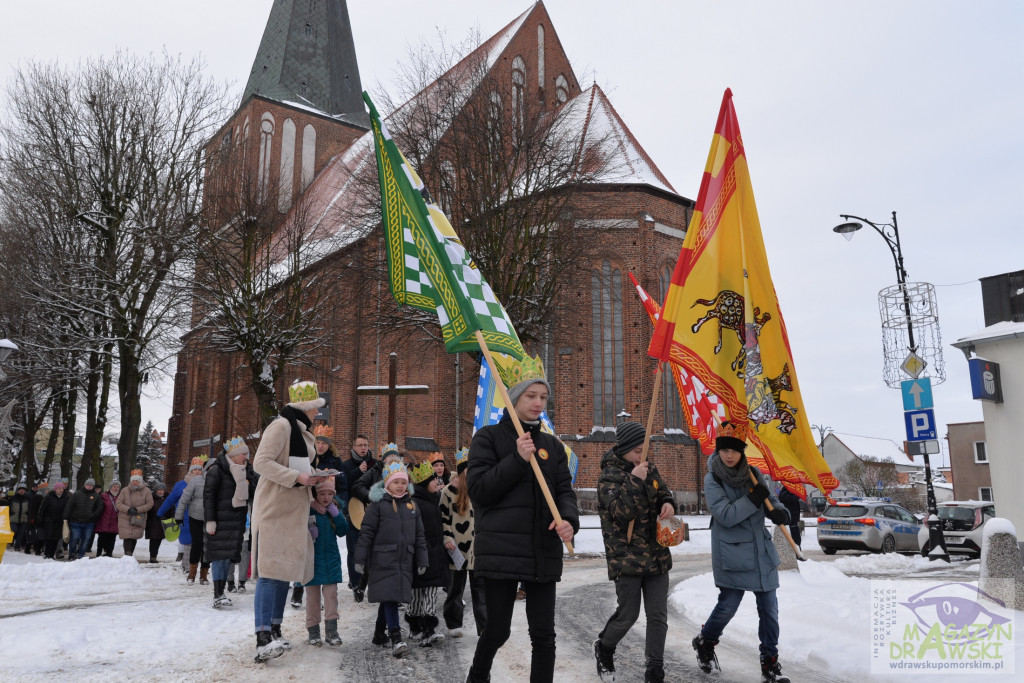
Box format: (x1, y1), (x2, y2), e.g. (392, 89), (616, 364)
(613, 421), (646, 456)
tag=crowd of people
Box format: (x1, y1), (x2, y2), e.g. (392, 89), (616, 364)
(0, 370), (795, 683)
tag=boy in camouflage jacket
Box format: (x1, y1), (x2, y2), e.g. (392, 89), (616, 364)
(595, 422), (677, 683)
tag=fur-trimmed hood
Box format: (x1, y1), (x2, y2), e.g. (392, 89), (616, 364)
(368, 479), (415, 503)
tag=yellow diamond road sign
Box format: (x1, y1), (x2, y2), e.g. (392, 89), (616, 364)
(901, 351), (927, 379)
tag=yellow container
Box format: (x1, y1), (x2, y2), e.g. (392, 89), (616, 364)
(0, 507), (12, 564)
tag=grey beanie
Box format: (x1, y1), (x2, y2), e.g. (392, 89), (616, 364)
(614, 421), (646, 456)
(507, 377), (551, 410)
(84, 478), (96, 487)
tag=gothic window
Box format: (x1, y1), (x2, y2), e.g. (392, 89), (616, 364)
(659, 265), (684, 430)
(512, 56), (525, 136)
(257, 112), (275, 202)
(278, 118), (296, 212)
(555, 74), (569, 105)
(301, 124), (316, 191)
(592, 260), (624, 427)
(487, 91), (502, 153)
(537, 25), (545, 89)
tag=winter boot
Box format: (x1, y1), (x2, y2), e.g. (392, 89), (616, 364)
(644, 665), (665, 683)
(237, 580), (247, 593)
(325, 619), (342, 646)
(760, 654), (791, 683)
(371, 620), (389, 647)
(175, 551), (183, 563)
(353, 584), (365, 602)
(199, 565), (210, 585)
(291, 585), (303, 608)
(420, 615), (445, 646)
(254, 630), (285, 663)
(307, 624), (323, 647)
(593, 638), (616, 682)
(149, 555), (158, 564)
(405, 613), (424, 641)
(270, 623), (292, 651)
(187, 563), (198, 584)
(226, 579), (236, 593)
(389, 627), (408, 657)
(213, 580), (233, 608)
(692, 633), (720, 673)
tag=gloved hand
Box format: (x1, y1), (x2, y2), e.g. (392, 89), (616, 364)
(417, 566), (426, 575)
(747, 483), (770, 507)
(129, 507), (138, 515)
(326, 503), (339, 518)
(174, 518), (184, 526)
(309, 525), (319, 540)
(355, 564), (365, 575)
(206, 521), (217, 535)
(768, 508), (790, 526)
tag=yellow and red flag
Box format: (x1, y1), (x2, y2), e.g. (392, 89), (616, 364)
(647, 89), (837, 498)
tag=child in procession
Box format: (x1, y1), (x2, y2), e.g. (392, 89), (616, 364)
(407, 460), (450, 646)
(304, 478), (349, 646)
(440, 447), (486, 637)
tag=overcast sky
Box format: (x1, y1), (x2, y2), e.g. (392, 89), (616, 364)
(3, 1), (1022, 466)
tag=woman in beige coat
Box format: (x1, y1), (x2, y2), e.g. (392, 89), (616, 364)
(116, 470), (154, 558)
(251, 381), (327, 663)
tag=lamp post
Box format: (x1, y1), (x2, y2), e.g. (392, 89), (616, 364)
(833, 211), (948, 562)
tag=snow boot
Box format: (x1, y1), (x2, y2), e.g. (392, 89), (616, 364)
(325, 619), (342, 646)
(692, 633), (720, 673)
(212, 580), (233, 608)
(237, 580), (247, 593)
(226, 579), (236, 593)
(254, 630), (284, 663)
(199, 565), (210, 585)
(372, 620), (389, 647)
(420, 616), (445, 647)
(175, 551), (183, 564)
(760, 654), (791, 683)
(270, 623), (292, 651)
(593, 638), (616, 682)
(291, 585), (303, 608)
(644, 665), (665, 683)
(307, 625), (323, 647)
(149, 555), (158, 564)
(187, 563), (198, 584)
(389, 628), (408, 657)
(353, 584), (365, 602)
(405, 613), (424, 641)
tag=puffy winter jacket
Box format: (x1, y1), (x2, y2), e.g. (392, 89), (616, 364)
(94, 490), (120, 533)
(146, 492), (168, 540)
(9, 493), (30, 524)
(202, 453), (251, 562)
(175, 474), (205, 522)
(63, 487), (104, 524)
(37, 491), (70, 540)
(467, 411), (579, 582)
(411, 484), (449, 589)
(158, 480), (192, 545)
(354, 486), (428, 604)
(597, 449), (676, 580)
(305, 503), (348, 586)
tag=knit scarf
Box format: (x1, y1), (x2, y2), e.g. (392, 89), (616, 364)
(280, 405), (312, 462)
(311, 497), (329, 515)
(710, 451), (751, 489)
(229, 461), (248, 508)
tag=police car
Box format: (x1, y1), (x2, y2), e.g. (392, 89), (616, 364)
(816, 498), (924, 555)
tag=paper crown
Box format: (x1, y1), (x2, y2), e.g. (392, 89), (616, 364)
(288, 381), (320, 404)
(496, 354), (546, 389)
(189, 457), (205, 470)
(313, 424), (334, 441)
(383, 462), (408, 483)
(130, 469), (143, 478)
(225, 436), (248, 456)
(454, 447), (469, 467)
(410, 461), (435, 484)
(380, 442), (400, 459)
(428, 452), (444, 464)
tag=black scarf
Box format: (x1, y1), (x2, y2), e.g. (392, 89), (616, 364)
(280, 406), (312, 461)
(710, 451), (751, 489)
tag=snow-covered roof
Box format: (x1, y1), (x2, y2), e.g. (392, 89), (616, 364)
(953, 320), (1024, 347)
(830, 432), (919, 468)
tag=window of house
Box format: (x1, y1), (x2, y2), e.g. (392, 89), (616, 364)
(659, 265), (683, 430)
(487, 91), (502, 153)
(979, 488), (993, 503)
(592, 260), (624, 427)
(537, 25), (545, 89)
(555, 74), (569, 105)
(257, 112), (275, 202)
(973, 441), (987, 463)
(511, 56), (525, 136)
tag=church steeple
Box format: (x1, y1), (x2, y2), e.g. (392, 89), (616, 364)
(242, 0), (367, 127)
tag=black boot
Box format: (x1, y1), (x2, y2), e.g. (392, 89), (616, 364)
(270, 624), (292, 651)
(290, 585), (303, 608)
(593, 638), (616, 682)
(255, 630), (284, 663)
(405, 613), (423, 641)
(420, 615), (444, 646)
(692, 632), (720, 673)
(644, 665), (665, 683)
(389, 627), (407, 657)
(213, 580), (232, 608)
(226, 579), (236, 593)
(371, 620), (389, 646)
(760, 654), (791, 683)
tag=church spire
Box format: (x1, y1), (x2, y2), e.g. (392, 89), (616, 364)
(242, 0), (367, 126)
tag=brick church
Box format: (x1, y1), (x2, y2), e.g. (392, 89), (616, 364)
(167, 0), (708, 508)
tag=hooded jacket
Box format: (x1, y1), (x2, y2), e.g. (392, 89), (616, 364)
(354, 483), (429, 604)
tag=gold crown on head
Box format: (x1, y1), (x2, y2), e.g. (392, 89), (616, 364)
(381, 442), (400, 458)
(288, 381), (320, 404)
(410, 461), (435, 484)
(428, 452), (444, 464)
(454, 447), (469, 467)
(225, 436), (247, 455)
(313, 424), (334, 440)
(497, 354), (546, 389)
(130, 469), (143, 478)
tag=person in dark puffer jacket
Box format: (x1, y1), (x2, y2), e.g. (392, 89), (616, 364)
(594, 422), (677, 683)
(204, 437), (253, 608)
(466, 362), (579, 683)
(63, 478), (104, 560)
(406, 461), (450, 646)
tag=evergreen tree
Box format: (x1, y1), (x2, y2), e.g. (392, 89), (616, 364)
(136, 420), (165, 485)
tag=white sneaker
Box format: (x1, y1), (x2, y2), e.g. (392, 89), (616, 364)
(213, 595), (233, 609)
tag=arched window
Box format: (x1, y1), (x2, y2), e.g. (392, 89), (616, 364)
(592, 260), (624, 427)
(278, 118), (296, 212)
(511, 56), (525, 136)
(537, 25), (545, 89)
(555, 74), (569, 105)
(659, 265), (684, 430)
(301, 124), (316, 190)
(257, 112), (275, 202)
(487, 91), (502, 153)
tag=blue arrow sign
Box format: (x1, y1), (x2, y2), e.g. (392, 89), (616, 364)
(904, 408), (937, 442)
(901, 378), (933, 411)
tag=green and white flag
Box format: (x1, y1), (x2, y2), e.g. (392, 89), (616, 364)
(364, 92), (526, 360)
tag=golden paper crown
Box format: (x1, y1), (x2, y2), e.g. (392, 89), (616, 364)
(130, 469), (143, 478)
(410, 461), (435, 484)
(454, 447), (469, 467)
(313, 424), (334, 441)
(225, 436), (248, 456)
(288, 381), (320, 404)
(383, 462), (408, 483)
(496, 354), (546, 389)
(189, 457), (204, 469)
(428, 451), (444, 464)
(380, 442), (400, 459)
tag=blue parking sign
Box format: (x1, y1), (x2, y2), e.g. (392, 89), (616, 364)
(904, 409), (936, 441)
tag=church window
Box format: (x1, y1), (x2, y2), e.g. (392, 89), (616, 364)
(257, 112), (275, 202)
(659, 265), (684, 430)
(278, 118), (296, 212)
(301, 124), (316, 190)
(487, 91), (502, 153)
(555, 74), (569, 105)
(537, 25), (545, 90)
(592, 260), (624, 427)
(512, 56), (526, 136)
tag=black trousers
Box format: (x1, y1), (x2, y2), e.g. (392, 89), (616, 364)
(188, 518), (209, 566)
(96, 532), (117, 557)
(123, 538), (138, 555)
(444, 568), (488, 635)
(471, 578), (556, 683)
(148, 537), (162, 559)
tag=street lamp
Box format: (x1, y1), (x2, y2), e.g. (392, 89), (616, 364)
(833, 211), (949, 562)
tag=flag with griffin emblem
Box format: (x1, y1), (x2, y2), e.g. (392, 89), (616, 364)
(647, 89), (836, 497)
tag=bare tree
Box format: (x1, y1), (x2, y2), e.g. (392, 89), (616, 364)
(836, 456), (905, 500)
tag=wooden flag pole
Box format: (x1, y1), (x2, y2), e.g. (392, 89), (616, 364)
(626, 362), (664, 543)
(474, 330), (574, 556)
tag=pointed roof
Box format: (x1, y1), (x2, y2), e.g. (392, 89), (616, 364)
(242, 0), (367, 126)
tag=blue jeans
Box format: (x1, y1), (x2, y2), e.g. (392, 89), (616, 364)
(68, 522), (95, 559)
(701, 587), (779, 657)
(254, 577), (290, 632)
(211, 558), (231, 582)
(377, 602), (400, 631)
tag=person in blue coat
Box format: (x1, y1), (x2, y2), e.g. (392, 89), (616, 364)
(303, 478), (348, 646)
(159, 463), (198, 573)
(692, 424), (791, 683)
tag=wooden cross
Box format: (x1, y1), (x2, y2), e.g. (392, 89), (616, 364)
(356, 352), (430, 444)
